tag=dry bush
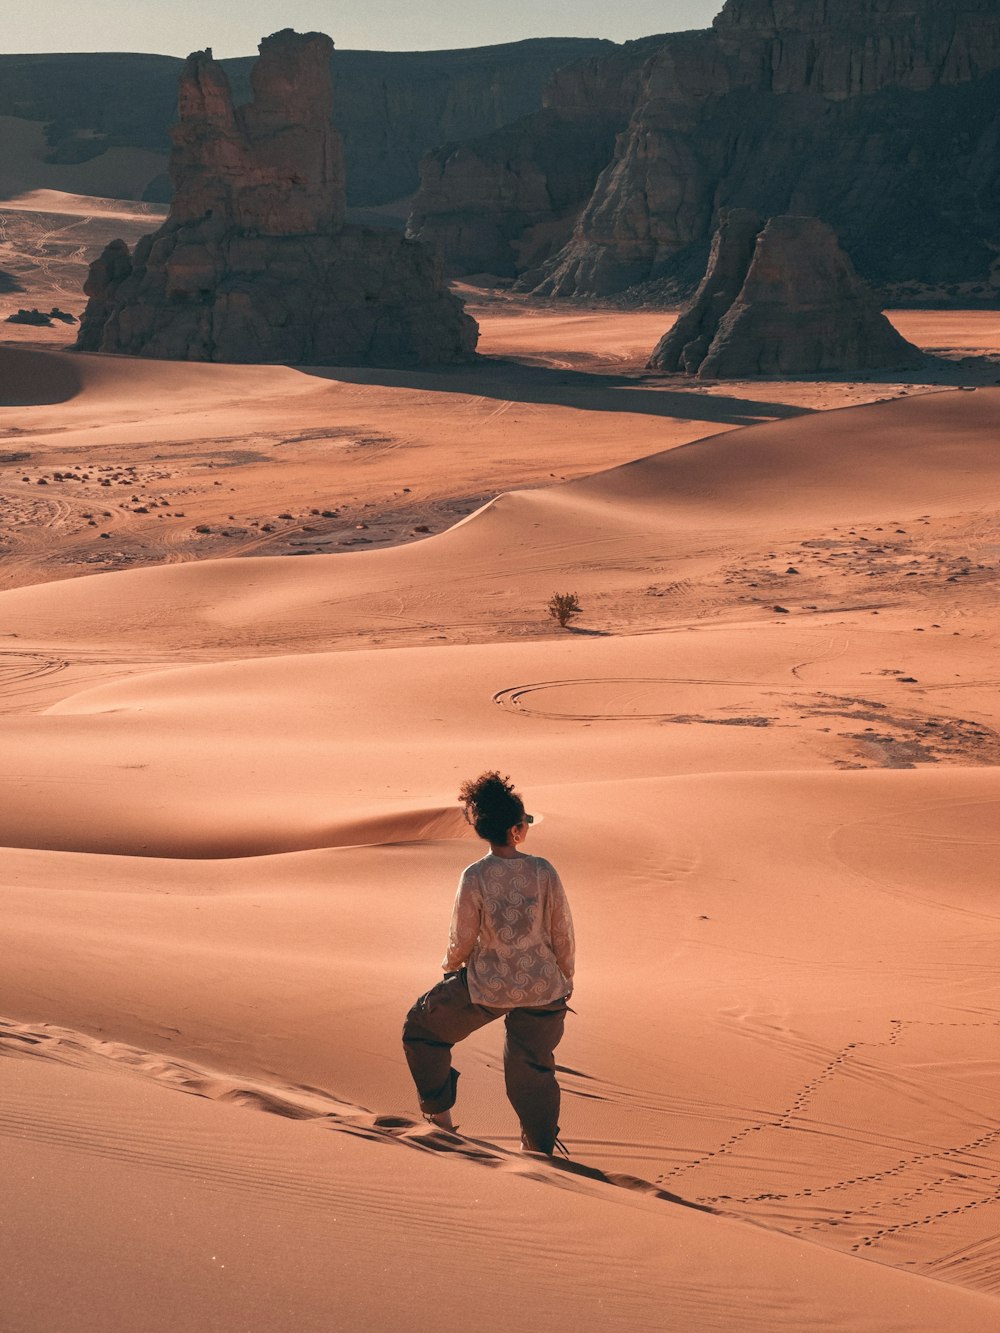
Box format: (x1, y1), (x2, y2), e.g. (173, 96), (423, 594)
(547, 591), (582, 628)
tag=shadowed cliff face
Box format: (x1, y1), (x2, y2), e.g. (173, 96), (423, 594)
(406, 34), (667, 279)
(407, 0), (1000, 304)
(531, 0), (1000, 302)
(76, 31), (477, 367)
(327, 39), (614, 207)
(712, 0), (1000, 94)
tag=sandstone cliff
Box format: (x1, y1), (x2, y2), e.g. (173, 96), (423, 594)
(407, 36), (664, 278)
(536, 0), (1000, 302)
(329, 40), (613, 207)
(648, 211), (924, 377)
(76, 32), (477, 366)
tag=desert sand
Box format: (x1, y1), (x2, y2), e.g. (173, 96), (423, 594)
(0, 115), (167, 205)
(1, 190), (1000, 1330)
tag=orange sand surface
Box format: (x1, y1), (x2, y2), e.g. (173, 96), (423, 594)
(2, 277), (1000, 1329)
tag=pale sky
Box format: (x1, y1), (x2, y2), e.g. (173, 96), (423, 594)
(4, 1), (724, 58)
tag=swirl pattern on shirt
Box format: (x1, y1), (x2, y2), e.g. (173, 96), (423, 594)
(444, 854), (575, 1008)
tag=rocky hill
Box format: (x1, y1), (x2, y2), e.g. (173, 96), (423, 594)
(0, 38), (609, 207)
(647, 210), (925, 377)
(410, 0), (1000, 305)
(77, 31), (476, 367)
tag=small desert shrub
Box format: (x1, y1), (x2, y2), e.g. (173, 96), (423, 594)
(547, 591), (582, 629)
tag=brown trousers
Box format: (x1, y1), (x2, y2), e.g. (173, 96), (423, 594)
(402, 970), (567, 1154)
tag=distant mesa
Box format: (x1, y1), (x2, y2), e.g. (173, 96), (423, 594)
(647, 211), (926, 379)
(76, 30), (478, 366)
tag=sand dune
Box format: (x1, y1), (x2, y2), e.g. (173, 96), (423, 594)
(2, 303), (1000, 1329)
(1, 308), (995, 594)
(0, 335), (814, 594)
(0, 340), (302, 409)
(1, 381), (996, 649)
(0, 183), (166, 346)
(0, 116), (166, 205)
(0, 188), (167, 220)
(3, 765), (1000, 1323)
(9, 1034), (998, 1333)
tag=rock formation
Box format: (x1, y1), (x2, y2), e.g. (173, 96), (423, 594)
(407, 0), (1000, 303)
(169, 32), (344, 234)
(0, 39), (608, 207)
(648, 212), (924, 378)
(75, 31), (477, 366)
(10, 5), (1000, 301)
(326, 39), (613, 208)
(535, 0), (1000, 301)
(407, 36), (663, 279)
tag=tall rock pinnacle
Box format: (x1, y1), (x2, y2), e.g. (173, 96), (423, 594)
(170, 31), (345, 234)
(76, 30), (476, 366)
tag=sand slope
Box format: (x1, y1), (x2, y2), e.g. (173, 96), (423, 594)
(10, 1037), (1000, 1333)
(1, 378), (997, 653)
(2, 308), (1000, 1330)
(0, 117), (166, 206)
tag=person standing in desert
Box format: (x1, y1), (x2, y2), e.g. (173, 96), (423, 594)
(402, 771), (575, 1155)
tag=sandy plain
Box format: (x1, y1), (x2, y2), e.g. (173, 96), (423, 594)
(1, 184), (1000, 1332)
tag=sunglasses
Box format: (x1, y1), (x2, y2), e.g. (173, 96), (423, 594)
(524, 814), (534, 825)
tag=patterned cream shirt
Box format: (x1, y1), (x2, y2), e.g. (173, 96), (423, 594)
(443, 853), (575, 1008)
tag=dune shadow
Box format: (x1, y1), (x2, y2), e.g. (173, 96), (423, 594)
(544, 1154), (719, 1213)
(0, 345), (83, 406)
(0, 268), (24, 294)
(298, 356), (813, 428)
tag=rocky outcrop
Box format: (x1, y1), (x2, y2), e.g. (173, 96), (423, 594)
(647, 209), (763, 374)
(75, 31), (477, 366)
(407, 36), (664, 278)
(170, 33), (344, 234)
(405, 110), (622, 280)
(713, 0), (1000, 92)
(536, 0), (1000, 302)
(648, 212), (924, 378)
(75, 238), (133, 348)
(13, 7), (1000, 302)
(0, 39), (608, 207)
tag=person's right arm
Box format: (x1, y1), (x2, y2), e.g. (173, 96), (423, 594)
(546, 865), (575, 991)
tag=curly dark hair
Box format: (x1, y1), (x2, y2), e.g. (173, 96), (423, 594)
(458, 770), (526, 846)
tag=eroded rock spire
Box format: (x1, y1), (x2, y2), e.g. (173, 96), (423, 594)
(170, 32), (345, 234)
(77, 29), (476, 366)
(648, 212), (924, 378)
